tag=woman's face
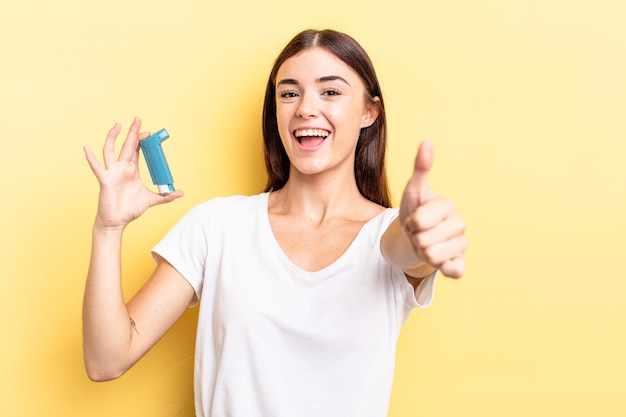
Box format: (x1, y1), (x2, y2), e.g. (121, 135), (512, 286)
(275, 47), (378, 179)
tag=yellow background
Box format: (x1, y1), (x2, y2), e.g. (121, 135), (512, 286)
(1, 0), (624, 416)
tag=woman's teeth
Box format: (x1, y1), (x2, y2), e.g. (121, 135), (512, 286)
(294, 129), (329, 139)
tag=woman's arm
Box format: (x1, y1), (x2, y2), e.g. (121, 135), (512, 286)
(81, 118), (189, 381)
(381, 218), (437, 288)
(83, 232), (194, 381)
(381, 141), (466, 285)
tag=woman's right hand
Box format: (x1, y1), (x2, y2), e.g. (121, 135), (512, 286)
(83, 117), (184, 230)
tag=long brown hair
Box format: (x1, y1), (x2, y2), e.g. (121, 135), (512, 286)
(262, 29), (391, 208)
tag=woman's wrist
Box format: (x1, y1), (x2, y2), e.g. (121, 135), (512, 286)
(92, 220), (126, 237)
(381, 218), (427, 270)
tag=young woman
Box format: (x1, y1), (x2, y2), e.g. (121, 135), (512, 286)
(83, 29), (466, 417)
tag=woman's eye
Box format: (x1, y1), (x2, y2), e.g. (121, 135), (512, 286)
(279, 91), (298, 99)
(322, 89), (341, 96)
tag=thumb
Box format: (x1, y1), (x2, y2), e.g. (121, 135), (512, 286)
(407, 140), (434, 205)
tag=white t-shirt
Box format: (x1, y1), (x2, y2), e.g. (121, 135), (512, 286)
(153, 192), (436, 417)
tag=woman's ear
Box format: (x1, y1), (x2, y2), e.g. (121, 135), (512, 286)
(361, 96), (380, 128)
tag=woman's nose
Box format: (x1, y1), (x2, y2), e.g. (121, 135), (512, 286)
(296, 93), (319, 119)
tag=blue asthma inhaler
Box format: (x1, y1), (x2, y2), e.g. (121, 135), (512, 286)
(139, 128), (175, 195)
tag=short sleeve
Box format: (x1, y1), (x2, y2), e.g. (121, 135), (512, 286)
(392, 267), (438, 310)
(151, 203), (211, 305)
(413, 270), (437, 307)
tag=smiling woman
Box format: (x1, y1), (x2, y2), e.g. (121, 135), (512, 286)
(81, 28), (466, 417)
(274, 47), (379, 178)
(263, 31), (388, 205)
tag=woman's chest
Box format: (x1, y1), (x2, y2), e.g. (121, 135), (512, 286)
(268, 216), (366, 272)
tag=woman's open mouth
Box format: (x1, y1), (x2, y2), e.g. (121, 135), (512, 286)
(294, 128), (330, 150)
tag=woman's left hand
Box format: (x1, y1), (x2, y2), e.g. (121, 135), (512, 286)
(398, 141), (467, 278)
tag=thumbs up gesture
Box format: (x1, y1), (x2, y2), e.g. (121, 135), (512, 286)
(398, 141), (466, 278)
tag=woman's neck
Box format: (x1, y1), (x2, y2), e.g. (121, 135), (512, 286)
(268, 172), (377, 224)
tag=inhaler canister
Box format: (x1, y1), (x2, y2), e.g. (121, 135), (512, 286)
(139, 128), (175, 195)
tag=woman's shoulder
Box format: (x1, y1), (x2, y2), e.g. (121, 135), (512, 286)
(362, 205), (398, 236)
(359, 199), (398, 225)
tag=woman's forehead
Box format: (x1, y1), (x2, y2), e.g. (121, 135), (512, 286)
(276, 47), (359, 83)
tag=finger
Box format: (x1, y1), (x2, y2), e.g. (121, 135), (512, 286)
(138, 131), (151, 140)
(131, 130), (152, 166)
(403, 196), (454, 234)
(418, 197), (454, 230)
(440, 256), (465, 279)
(400, 141), (434, 221)
(412, 212), (466, 248)
(103, 122), (121, 169)
(410, 140), (434, 204)
(419, 235), (467, 273)
(149, 189), (185, 206)
(83, 145), (104, 179)
(119, 117), (143, 162)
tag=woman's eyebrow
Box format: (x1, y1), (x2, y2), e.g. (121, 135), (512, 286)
(318, 75), (350, 86)
(277, 75), (351, 86)
(277, 78), (298, 86)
